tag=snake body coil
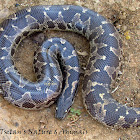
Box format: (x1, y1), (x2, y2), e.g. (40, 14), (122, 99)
(0, 5), (139, 128)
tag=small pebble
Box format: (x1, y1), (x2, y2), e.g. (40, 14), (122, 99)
(14, 122), (19, 127)
(121, 25), (127, 32)
(119, 12), (127, 20)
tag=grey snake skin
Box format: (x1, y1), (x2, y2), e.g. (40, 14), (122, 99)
(0, 5), (139, 128)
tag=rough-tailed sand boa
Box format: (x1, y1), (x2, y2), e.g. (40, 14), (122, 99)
(0, 5), (139, 128)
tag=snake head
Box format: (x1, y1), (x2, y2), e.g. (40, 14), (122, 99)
(55, 96), (73, 119)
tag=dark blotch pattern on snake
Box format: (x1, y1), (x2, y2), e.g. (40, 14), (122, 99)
(0, 5), (139, 128)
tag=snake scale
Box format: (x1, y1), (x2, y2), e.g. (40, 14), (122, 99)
(0, 5), (139, 128)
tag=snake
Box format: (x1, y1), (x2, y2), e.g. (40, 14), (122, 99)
(0, 5), (139, 128)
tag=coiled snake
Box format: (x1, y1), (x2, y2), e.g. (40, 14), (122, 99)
(0, 5), (139, 128)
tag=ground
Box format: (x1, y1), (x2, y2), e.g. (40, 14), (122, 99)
(0, 0), (140, 140)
